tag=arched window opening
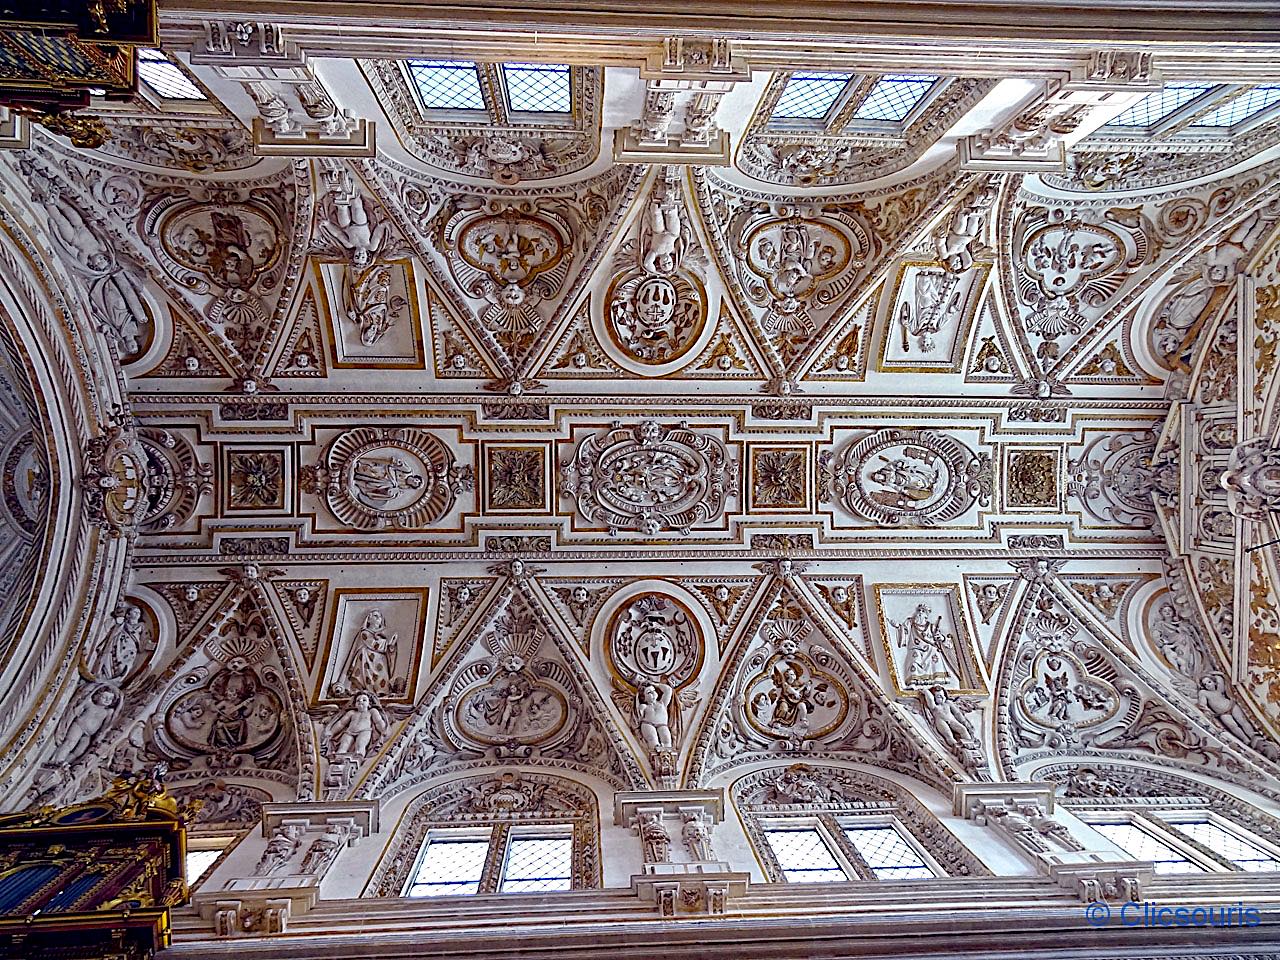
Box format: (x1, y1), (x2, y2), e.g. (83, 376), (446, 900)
(732, 763), (989, 884)
(366, 771), (601, 898)
(1046, 763), (1280, 875)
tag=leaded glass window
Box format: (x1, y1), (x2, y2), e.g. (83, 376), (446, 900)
(1158, 815), (1280, 872)
(502, 63), (572, 114)
(184, 849), (222, 885)
(404, 826), (576, 897)
(137, 48), (205, 101)
(406, 59), (486, 111)
(851, 74), (937, 122)
(763, 827), (851, 883)
(405, 831), (489, 897)
(843, 824), (937, 880)
(1090, 821), (1204, 875)
(499, 836), (574, 892)
(771, 73), (852, 121)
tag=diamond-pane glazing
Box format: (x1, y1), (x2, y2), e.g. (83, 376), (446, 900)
(138, 49), (205, 100)
(764, 828), (849, 882)
(771, 73), (852, 120)
(185, 850), (221, 884)
(843, 825), (935, 879)
(1092, 822), (1204, 875)
(1105, 83), (1214, 127)
(406, 836), (489, 897)
(407, 60), (486, 111)
(499, 836), (573, 892)
(852, 75), (937, 122)
(1192, 86), (1280, 128)
(1167, 818), (1280, 871)
(503, 63), (572, 113)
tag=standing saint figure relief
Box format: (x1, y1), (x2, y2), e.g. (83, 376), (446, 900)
(339, 610), (399, 699)
(890, 604), (956, 687)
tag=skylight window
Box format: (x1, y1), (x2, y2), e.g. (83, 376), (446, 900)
(771, 72), (852, 120)
(137, 48), (206, 101)
(407, 59), (486, 111)
(1105, 82), (1214, 128)
(1192, 85), (1280, 128)
(502, 63), (572, 113)
(852, 74), (937, 122)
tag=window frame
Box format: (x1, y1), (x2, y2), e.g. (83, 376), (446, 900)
(403, 822), (576, 897)
(755, 811), (946, 884)
(1150, 811), (1280, 872)
(1076, 808), (1280, 874)
(368, 772), (600, 899)
(184, 833), (241, 894)
(1096, 81), (1280, 141)
(399, 59), (579, 129)
(764, 71), (946, 136)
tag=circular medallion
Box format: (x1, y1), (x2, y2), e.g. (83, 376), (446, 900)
(827, 428), (989, 526)
(605, 591), (703, 689)
(320, 427), (469, 530)
(604, 270), (707, 368)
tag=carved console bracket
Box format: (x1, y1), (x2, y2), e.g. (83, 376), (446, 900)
(956, 782), (1088, 871)
(960, 51), (1161, 172)
(192, 21), (375, 157)
(614, 38), (749, 166)
(1047, 858), (1154, 904)
(953, 781), (1057, 819)
(615, 789), (749, 916)
(193, 884), (318, 937)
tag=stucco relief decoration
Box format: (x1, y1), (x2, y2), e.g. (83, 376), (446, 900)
(444, 609), (575, 752)
(146, 599), (292, 774)
(137, 428), (213, 531)
(81, 419), (153, 538)
(1004, 595), (1224, 767)
(560, 421), (737, 536)
(307, 426), (472, 530)
(741, 616), (850, 744)
(1, 429), (48, 538)
(1222, 438), (1280, 521)
(432, 196), (581, 377)
(821, 428), (991, 526)
(99, 122), (258, 174)
(23, 164), (154, 361)
(605, 592), (703, 779)
(1013, 207), (1141, 355)
(1066, 430), (1158, 528)
(146, 188), (288, 358)
(738, 212), (862, 353)
(603, 171), (708, 369)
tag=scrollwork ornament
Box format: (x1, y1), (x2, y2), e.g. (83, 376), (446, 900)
(560, 421), (737, 536)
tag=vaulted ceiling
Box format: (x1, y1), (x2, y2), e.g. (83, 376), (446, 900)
(1, 19), (1279, 815)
